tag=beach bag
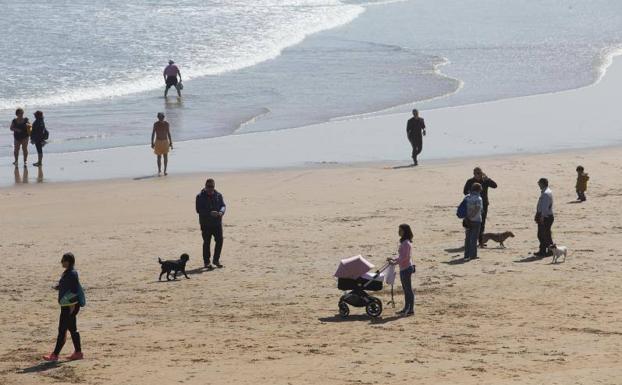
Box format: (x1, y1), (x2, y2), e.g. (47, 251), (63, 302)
(77, 283), (86, 307)
(456, 197), (468, 219)
(42, 128), (50, 141)
(59, 292), (79, 307)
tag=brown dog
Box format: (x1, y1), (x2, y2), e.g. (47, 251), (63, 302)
(481, 232), (515, 248)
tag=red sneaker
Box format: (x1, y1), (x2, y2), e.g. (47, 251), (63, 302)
(66, 352), (84, 361)
(43, 353), (59, 362)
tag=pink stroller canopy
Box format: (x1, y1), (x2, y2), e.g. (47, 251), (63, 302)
(334, 255), (374, 279)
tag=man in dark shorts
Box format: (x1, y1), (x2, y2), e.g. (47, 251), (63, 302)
(163, 60), (182, 98)
(406, 109), (426, 166)
(196, 178), (226, 270)
(463, 167), (498, 247)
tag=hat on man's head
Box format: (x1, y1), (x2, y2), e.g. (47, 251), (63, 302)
(168, 60), (174, 64)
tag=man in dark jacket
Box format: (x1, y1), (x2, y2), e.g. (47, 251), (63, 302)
(196, 178), (226, 269)
(463, 167), (498, 247)
(406, 109), (426, 166)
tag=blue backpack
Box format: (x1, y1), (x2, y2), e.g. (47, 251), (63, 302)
(456, 197), (468, 219)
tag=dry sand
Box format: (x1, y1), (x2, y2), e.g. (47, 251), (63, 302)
(1, 147), (621, 385)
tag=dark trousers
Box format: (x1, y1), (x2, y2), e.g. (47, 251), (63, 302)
(399, 266), (415, 313)
(479, 205), (489, 245)
(53, 306), (81, 355)
(537, 215), (554, 254)
(464, 221), (481, 259)
(409, 137), (422, 163)
(201, 223), (223, 265)
(577, 190), (586, 201)
(34, 141), (44, 155)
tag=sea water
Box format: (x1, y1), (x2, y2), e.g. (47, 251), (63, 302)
(1, 0), (621, 153)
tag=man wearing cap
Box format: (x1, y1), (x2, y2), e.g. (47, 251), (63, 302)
(163, 60), (182, 98)
(406, 109), (426, 166)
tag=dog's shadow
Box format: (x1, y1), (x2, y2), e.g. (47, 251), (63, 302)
(567, 200), (583, 204)
(18, 361), (60, 374)
(514, 254), (547, 263)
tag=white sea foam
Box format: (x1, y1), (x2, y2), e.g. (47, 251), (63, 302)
(0, 0), (364, 110)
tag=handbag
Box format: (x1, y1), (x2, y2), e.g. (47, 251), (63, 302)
(77, 284), (86, 307)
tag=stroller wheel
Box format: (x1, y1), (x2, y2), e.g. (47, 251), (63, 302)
(338, 301), (350, 318)
(366, 298), (383, 318)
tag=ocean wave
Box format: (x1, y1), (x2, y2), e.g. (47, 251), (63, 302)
(0, 0), (366, 110)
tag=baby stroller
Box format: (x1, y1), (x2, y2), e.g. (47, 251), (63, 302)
(334, 255), (390, 318)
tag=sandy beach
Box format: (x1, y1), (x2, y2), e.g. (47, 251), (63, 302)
(1, 145), (621, 384)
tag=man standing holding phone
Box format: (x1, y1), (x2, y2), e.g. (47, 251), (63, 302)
(196, 178), (226, 270)
(463, 167), (498, 247)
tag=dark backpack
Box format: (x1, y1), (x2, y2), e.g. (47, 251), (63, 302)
(456, 197), (468, 219)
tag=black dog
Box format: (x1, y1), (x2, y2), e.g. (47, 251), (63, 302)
(158, 253), (190, 281)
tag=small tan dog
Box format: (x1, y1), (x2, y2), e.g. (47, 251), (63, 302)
(481, 231), (515, 248)
(550, 244), (568, 263)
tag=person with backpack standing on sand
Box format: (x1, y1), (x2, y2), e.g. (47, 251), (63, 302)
(43, 253), (85, 362)
(463, 183), (483, 261)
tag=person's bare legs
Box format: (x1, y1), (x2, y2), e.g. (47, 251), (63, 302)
(176, 84), (181, 98)
(157, 155), (162, 175)
(13, 142), (19, 165)
(163, 154), (168, 175)
(21, 141), (28, 164)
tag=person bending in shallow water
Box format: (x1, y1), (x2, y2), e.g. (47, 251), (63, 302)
(151, 112), (173, 176)
(163, 60), (182, 98)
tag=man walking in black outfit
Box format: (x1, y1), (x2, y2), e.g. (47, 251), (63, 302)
(406, 109), (426, 166)
(196, 178), (226, 269)
(463, 167), (498, 247)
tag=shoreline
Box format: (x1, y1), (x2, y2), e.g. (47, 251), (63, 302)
(2, 54), (622, 187)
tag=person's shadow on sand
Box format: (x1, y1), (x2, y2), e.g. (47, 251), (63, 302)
(442, 257), (472, 265)
(444, 246), (465, 253)
(391, 164), (416, 170)
(186, 267), (212, 275)
(18, 361), (60, 374)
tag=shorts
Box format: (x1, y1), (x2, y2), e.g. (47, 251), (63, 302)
(14, 137), (28, 147)
(165, 76), (178, 87)
(153, 139), (170, 155)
